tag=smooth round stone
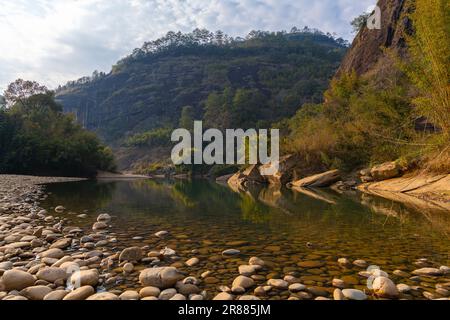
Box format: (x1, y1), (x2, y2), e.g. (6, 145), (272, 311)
(20, 285), (52, 300)
(333, 288), (345, 300)
(249, 257), (265, 266)
(123, 263), (134, 273)
(254, 286), (267, 296)
(159, 288), (177, 300)
(337, 258), (350, 266)
(139, 267), (182, 289)
(1, 269), (36, 291)
(177, 284), (200, 296)
(372, 276), (399, 298)
(222, 249), (240, 256)
(332, 278), (345, 288)
(239, 265), (256, 276)
(119, 247), (143, 262)
(36, 267), (67, 283)
(231, 286), (246, 294)
(204, 277), (219, 284)
(412, 268), (443, 276)
(284, 275), (301, 284)
(232, 276), (254, 289)
(201, 271), (212, 278)
(69, 269), (99, 287)
(190, 294), (204, 300)
(0, 261), (13, 270)
(63, 286), (95, 300)
(267, 279), (289, 290)
(97, 213), (111, 222)
(43, 290), (68, 300)
(315, 297), (331, 300)
(170, 294), (186, 300)
(139, 286), (161, 298)
(87, 292), (119, 300)
(213, 292), (234, 300)
(119, 290), (140, 300)
(185, 257), (200, 267)
(289, 283), (306, 292)
(40, 248), (65, 259)
(155, 231), (169, 238)
(92, 222), (108, 231)
(50, 238), (72, 249)
(342, 289), (367, 300)
(353, 260), (368, 268)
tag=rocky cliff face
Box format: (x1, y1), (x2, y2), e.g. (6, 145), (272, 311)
(337, 0), (413, 77)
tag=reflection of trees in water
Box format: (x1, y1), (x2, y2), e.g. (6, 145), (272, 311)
(43, 180), (116, 212)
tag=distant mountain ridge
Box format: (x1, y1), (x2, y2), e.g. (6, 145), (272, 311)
(56, 29), (348, 149)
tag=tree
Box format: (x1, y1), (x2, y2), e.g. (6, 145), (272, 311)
(4, 79), (49, 108)
(402, 0), (450, 138)
(351, 12), (370, 33)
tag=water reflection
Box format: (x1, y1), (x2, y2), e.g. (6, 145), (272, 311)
(42, 178), (450, 266)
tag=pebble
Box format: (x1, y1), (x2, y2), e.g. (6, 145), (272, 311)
(238, 265), (256, 276)
(139, 286), (161, 298)
(123, 263), (134, 273)
(63, 286), (95, 300)
(87, 292), (119, 300)
(372, 276), (399, 298)
(289, 283), (306, 292)
(1, 269), (36, 291)
(333, 288), (345, 300)
(222, 249), (240, 256)
(159, 288), (177, 300)
(213, 292), (234, 300)
(185, 257), (200, 267)
(119, 290), (140, 300)
(232, 276), (255, 289)
(267, 279), (289, 290)
(155, 231), (169, 238)
(249, 257), (265, 266)
(412, 268), (443, 276)
(43, 290), (68, 300)
(342, 289), (367, 300)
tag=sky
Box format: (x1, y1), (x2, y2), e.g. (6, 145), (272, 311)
(0, 0), (376, 92)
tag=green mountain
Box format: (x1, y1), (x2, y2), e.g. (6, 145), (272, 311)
(56, 29), (348, 169)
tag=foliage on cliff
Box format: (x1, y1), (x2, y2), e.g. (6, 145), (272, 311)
(282, 0), (449, 173)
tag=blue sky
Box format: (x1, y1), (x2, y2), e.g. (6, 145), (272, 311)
(0, 0), (375, 91)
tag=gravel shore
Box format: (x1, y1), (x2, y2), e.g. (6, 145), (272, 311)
(1, 175), (449, 301)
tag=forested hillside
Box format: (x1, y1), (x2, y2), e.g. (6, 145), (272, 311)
(56, 28), (348, 168)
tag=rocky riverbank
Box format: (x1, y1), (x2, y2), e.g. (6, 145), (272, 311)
(1, 175), (449, 300)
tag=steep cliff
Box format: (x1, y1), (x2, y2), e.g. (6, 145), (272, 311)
(337, 0), (413, 77)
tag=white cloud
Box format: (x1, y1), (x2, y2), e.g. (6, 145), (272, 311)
(0, 0), (375, 91)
